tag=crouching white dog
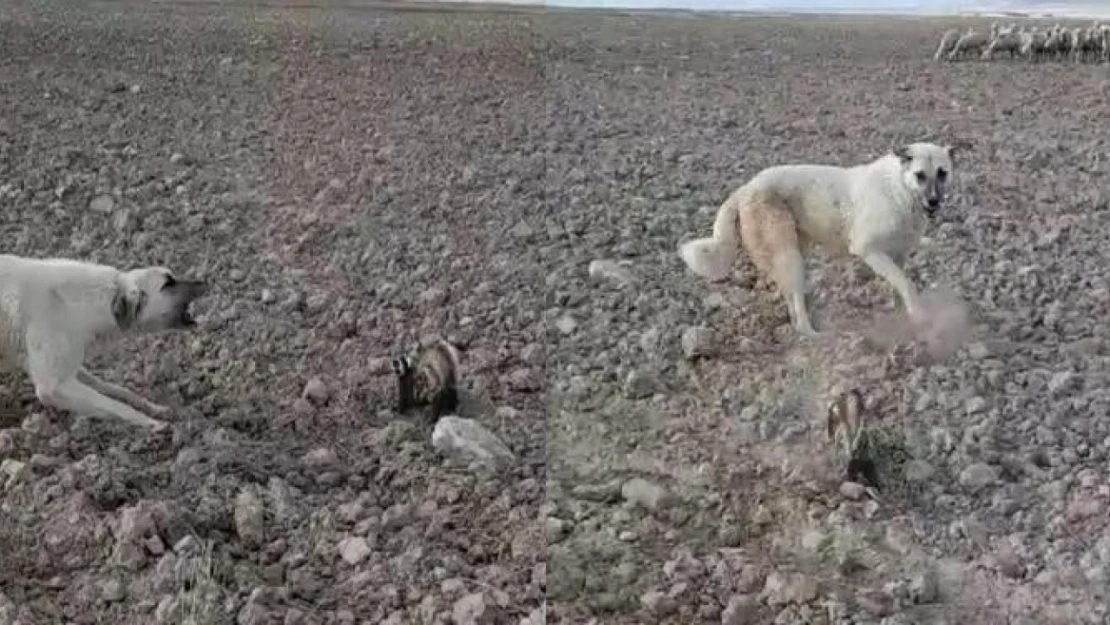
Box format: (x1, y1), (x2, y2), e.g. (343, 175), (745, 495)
(0, 255), (207, 430)
(678, 142), (960, 336)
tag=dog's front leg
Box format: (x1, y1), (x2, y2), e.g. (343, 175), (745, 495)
(859, 251), (921, 319)
(33, 375), (167, 430)
(77, 368), (170, 416)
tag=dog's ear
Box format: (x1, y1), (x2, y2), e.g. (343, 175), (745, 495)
(111, 286), (146, 330)
(892, 145), (913, 164)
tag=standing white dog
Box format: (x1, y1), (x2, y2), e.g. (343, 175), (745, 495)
(0, 255), (207, 429)
(678, 142), (957, 336)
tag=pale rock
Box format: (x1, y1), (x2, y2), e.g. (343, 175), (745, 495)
(337, 537), (372, 565)
(432, 416), (515, 468)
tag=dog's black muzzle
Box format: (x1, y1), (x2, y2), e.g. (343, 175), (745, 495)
(924, 198), (941, 218)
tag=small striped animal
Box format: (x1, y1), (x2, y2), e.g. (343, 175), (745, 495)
(391, 337), (462, 419)
(826, 388), (881, 490)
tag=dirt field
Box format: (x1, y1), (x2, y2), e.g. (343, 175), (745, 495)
(2, 2), (1110, 625)
(543, 10), (1110, 625)
(0, 2), (544, 624)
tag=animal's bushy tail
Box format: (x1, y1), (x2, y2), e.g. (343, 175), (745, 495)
(678, 192), (741, 282)
(437, 337), (462, 373)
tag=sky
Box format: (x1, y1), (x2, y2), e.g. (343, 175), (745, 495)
(541, 0), (1110, 16)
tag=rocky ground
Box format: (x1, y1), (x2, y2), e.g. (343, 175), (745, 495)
(0, 2), (544, 624)
(3, 3), (1110, 625)
(543, 11), (1110, 625)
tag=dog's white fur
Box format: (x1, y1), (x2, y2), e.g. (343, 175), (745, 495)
(0, 255), (206, 429)
(678, 142), (957, 336)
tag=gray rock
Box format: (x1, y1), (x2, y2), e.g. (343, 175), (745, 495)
(453, 592), (501, 625)
(571, 481), (622, 502)
(418, 287), (448, 307)
(100, 578), (126, 602)
(89, 194), (115, 213)
(381, 503), (413, 530)
(761, 571), (818, 607)
(994, 546), (1026, 579)
(639, 589), (677, 616)
(1048, 370), (1076, 395)
(903, 459), (935, 483)
(233, 487), (266, 548)
(965, 396), (988, 415)
(337, 536), (371, 565)
(909, 569), (939, 604)
(509, 220), (534, 240)
(520, 343), (544, 366)
(839, 481), (867, 500)
(623, 368), (657, 399)
(0, 459), (26, 483)
(301, 447), (338, 469)
(546, 516), (571, 543)
(959, 463), (998, 493)
(639, 327), (662, 355)
(432, 416), (515, 468)
(721, 594), (759, 625)
(520, 605), (546, 625)
(681, 326), (716, 360)
(301, 377), (330, 406)
(588, 259), (635, 287)
(621, 478), (669, 511)
(555, 315), (578, 335)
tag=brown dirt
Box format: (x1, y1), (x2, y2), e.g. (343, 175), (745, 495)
(4, 3), (1110, 625)
(1, 2), (543, 624)
(543, 9), (1110, 625)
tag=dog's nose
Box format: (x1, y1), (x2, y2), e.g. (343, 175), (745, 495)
(927, 198), (940, 208)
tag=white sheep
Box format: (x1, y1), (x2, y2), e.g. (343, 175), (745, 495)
(933, 28), (961, 62)
(1077, 25), (1105, 62)
(1048, 25), (1073, 61)
(983, 28), (1022, 60)
(1020, 27), (1047, 62)
(948, 28), (989, 62)
(1070, 27), (1089, 62)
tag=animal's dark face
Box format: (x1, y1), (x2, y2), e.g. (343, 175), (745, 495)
(847, 457), (881, 490)
(391, 355), (414, 377)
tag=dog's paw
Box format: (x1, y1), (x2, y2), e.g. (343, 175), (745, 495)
(146, 403), (171, 417)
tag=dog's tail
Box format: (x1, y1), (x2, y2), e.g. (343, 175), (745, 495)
(678, 191), (743, 282)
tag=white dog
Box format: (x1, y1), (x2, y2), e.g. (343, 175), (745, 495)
(678, 142), (958, 336)
(0, 255), (207, 430)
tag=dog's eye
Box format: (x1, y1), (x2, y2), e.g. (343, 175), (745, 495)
(936, 168), (947, 181)
(162, 276), (176, 290)
(914, 171), (927, 183)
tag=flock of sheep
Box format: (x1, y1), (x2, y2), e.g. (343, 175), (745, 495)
(935, 21), (1110, 62)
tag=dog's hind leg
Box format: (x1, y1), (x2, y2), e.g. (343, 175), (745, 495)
(776, 250), (817, 336)
(739, 192), (818, 336)
(77, 368), (170, 416)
